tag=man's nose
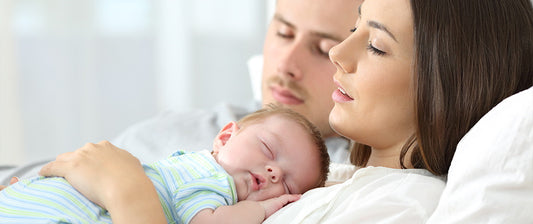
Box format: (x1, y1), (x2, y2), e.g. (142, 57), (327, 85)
(276, 40), (305, 80)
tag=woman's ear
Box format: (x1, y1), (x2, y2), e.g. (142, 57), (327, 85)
(213, 121), (239, 153)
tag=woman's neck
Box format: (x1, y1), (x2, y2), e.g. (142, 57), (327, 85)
(366, 146), (413, 169)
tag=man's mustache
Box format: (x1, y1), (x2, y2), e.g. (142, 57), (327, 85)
(265, 76), (307, 99)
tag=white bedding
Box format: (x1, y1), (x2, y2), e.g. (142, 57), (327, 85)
(427, 86), (533, 223)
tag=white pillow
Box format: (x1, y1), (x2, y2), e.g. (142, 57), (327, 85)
(427, 86), (533, 223)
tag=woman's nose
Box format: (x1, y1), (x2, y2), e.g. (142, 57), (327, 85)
(329, 37), (357, 74)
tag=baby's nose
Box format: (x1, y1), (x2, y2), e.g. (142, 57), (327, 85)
(266, 165), (283, 183)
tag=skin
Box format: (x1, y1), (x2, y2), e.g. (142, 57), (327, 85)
(329, 0), (415, 168)
(261, 0), (361, 138)
(212, 116), (321, 201)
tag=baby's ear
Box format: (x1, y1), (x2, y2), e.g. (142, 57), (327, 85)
(213, 121), (239, 153)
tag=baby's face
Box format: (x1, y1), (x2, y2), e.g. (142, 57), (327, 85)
(215, 115), (322, 201)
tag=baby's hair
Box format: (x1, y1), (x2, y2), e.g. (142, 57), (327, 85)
(236, 104), (330, 188)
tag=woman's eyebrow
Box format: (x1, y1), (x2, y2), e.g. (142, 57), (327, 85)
(368, 20), (398, 42)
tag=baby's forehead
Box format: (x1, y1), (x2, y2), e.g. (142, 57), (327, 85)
(243, 114), (306, 131)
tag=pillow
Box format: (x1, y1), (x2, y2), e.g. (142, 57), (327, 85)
(427, 86), (533, 223)
(247, 54), (263, 104)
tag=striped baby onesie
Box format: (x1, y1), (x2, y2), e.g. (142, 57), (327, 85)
(0, 150), (237, 224)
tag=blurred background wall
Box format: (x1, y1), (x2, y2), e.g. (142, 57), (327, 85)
(0, 0), (276, 165)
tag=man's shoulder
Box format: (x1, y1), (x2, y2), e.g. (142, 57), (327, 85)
(129, 102), (257, 131)
(112, 102), (258, 163)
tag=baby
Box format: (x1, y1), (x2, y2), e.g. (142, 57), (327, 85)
(0, 105), (329, 224)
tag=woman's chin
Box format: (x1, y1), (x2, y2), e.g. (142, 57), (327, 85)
(329, 107), (348, 137)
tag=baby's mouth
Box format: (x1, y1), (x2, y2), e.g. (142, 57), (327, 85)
(250, 172), (265, 191)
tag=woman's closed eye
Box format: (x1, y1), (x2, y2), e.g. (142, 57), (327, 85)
(367, 42), (386, 56)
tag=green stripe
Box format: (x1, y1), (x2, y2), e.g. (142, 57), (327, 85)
(33, 178), (100, 220)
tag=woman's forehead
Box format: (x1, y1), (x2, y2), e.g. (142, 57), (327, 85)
(360, 0), (414, 47)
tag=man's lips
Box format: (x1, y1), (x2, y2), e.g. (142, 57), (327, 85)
(270, 85), (304, 105)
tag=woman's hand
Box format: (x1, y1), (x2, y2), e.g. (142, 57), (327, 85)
(39, 140), (166, 224)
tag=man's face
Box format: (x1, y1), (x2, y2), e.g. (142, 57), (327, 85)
(261, 0), (361, 138)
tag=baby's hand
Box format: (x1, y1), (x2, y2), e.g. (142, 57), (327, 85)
(258, 194), (301, 218)
(0, 177), (19, 191)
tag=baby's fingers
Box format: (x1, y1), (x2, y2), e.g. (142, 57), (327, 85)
(9, 176), (19, 185)
(278, 194), (301, 204)
(0, 177), (20, 191)
(261, 194), (302, 218)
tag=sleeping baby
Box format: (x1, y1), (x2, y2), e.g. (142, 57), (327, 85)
(0, 105), (329, 224)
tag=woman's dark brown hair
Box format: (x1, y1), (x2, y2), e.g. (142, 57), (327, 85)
(351, 0), (533, 175)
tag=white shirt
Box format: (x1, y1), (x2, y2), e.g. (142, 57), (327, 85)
(264, 166), (445, 224)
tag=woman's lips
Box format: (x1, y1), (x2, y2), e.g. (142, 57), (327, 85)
(332, 79), (353, 102)
(270, 86), (304, 105)
(332, 87), (354, 102)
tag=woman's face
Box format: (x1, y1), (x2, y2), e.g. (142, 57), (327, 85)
(328, 0), (416, 150)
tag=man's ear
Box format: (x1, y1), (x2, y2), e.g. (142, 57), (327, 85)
(213, 121), (239, 153)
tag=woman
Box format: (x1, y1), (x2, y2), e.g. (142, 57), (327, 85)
(38, 0), (533, 223)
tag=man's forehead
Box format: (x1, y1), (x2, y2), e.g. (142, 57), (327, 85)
(273, 13), (346, 42)
(274, 0), (356, 41)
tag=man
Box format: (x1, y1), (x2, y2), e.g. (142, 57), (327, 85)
(0, 0), (361, 184)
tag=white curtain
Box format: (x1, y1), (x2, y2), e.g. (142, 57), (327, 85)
(0, 0), (25, 165)
(0, 0), (268, 165)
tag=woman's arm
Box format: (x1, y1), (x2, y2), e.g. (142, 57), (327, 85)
(39, 141), (167, 224)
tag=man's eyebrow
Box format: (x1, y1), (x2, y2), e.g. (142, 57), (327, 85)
(274, 13), (295, 29)
(273, 13), (345, 42)
(368, 20), (398, 42)
(309, 31), (344, 42)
